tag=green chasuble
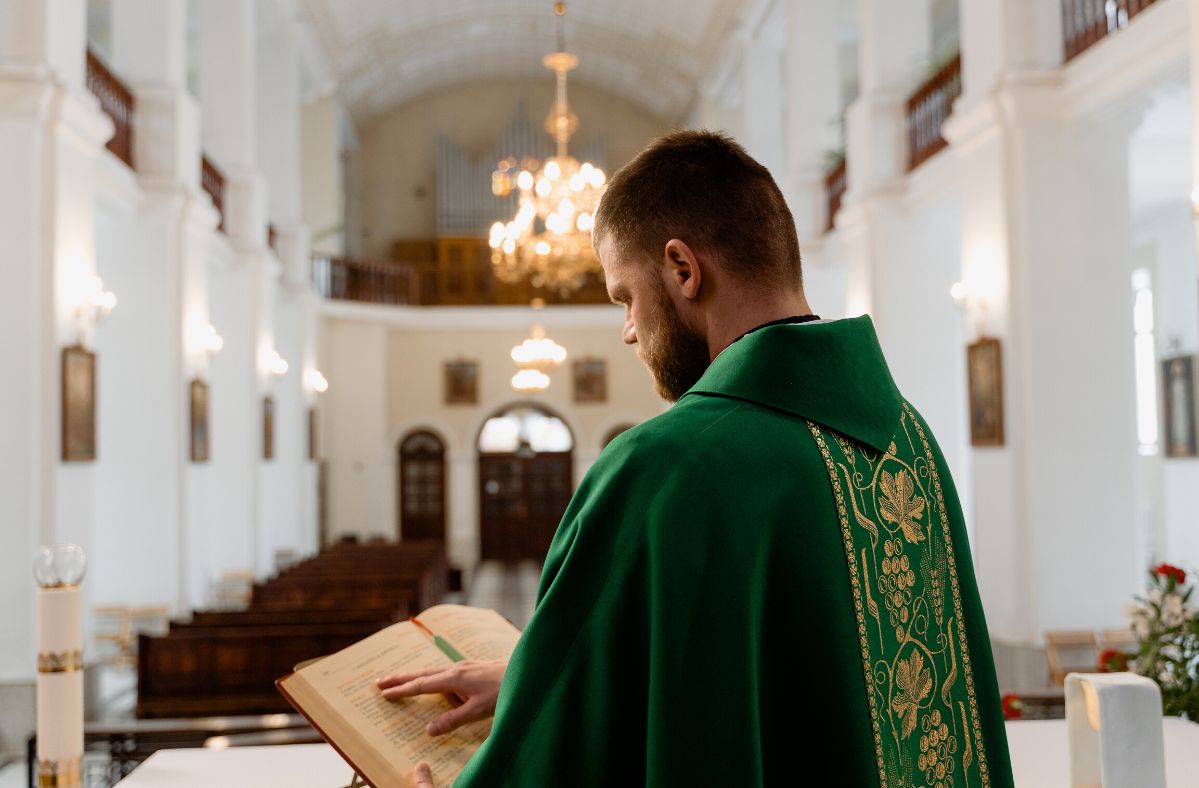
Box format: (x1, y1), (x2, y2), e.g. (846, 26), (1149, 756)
(455, 316), (1014, 787)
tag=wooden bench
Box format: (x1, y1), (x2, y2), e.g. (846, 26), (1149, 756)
(136, 541), (447, 718)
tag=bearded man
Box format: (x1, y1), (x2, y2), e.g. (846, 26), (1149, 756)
(380, 130), (1015, 787)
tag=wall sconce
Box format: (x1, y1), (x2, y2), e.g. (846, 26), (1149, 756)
(200, 323), (223, 357)
(306, 369), (328, 393)
(74, 275), (116, 340)
(268, 350), (289, 377)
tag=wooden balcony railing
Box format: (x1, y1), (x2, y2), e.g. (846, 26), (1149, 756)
(201, 155), (226, 233)
(906, 52), (962, 171)
(85, 48), (135, 169)
(313, 256), (420, 306)
(824, 158), (847, 233)
(1063, 0), (1160, 61)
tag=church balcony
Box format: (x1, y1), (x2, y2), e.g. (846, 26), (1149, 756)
(1063, 0), (1162, 61)
(315, 240), (611, 307)
(313, 255), (421, 306)
(905, 51), (961, 172)
(200, 154), (227, 234)
(86, 47), (136, 170)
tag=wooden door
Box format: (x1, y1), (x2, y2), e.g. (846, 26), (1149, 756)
(399, 431), (447, 543)
(478, 451), (572, 561)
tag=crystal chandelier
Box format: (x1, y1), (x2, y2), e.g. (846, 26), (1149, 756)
(510, 322), (568, 392)
(489, 2), (606, 295)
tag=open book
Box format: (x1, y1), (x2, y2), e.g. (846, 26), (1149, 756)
(276, 604), (522, 787)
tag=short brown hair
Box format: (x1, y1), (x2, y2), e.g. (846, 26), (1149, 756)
(593, 130), (802, 289)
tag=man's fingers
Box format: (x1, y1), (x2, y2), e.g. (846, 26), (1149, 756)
(377, 666), (444, 689)
(413, 762), (435, 788)
(380, 671), (459, 700)
(427, 698), (489, 736)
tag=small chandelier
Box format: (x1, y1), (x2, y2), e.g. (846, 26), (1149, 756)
(489, 2), (606, 295)
(510, 322), (567, 392)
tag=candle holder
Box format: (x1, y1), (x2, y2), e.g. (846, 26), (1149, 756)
(33, 544), (86, 788)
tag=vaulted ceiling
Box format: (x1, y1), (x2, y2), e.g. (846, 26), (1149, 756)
(295, 0), (752, 128)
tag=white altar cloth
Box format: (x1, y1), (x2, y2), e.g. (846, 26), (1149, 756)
(116, 718), (1199, 787)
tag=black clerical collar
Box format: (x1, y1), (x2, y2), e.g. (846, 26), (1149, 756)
(734, 314), (822, 344)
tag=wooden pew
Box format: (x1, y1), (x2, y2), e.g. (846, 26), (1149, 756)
(136, 541), (447, 718)
(136, 622), (383, 718)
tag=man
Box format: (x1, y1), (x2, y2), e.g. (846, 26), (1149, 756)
(380, 130), (1015, 787)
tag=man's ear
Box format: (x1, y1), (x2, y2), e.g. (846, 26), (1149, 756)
(663, 239), (701, 301)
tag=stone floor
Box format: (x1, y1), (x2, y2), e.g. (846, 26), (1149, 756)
(464, 560), (542, 630)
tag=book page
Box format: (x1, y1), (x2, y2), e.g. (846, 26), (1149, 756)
(415, 604), (523, 663)
(291, 620), (492, 786)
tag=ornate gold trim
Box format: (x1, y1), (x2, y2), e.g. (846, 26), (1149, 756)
(904, 402), (991, 784)
(37, 755), (82, 787)
(807, 421), (889, 786)
(38, 650), (83, 674)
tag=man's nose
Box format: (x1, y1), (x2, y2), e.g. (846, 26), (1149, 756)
(623, 320), (637, 345)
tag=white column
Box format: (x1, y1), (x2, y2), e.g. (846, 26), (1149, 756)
(0, 0), (111, 681)
(840, 0), (931, 319)
(945, 0), (1141, 654)
(785, 0), (843, 243)
(740, 3), (787, 181)
(110, 0), (218, 610)
(196, 0), (269, 580)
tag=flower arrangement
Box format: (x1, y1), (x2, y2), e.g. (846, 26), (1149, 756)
(1124, 562), (1199, 719)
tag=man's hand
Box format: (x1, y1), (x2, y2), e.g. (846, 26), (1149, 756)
(376, 659), (507, 736)
(413, 763), (434, 787)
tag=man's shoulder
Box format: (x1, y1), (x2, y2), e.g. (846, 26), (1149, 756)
(597, 392), (815, 478)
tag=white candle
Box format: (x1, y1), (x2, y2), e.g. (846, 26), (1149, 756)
(34, 545), (86, 788)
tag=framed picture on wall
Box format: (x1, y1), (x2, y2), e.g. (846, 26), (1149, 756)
(263, 396), (275, 460)
(573, 358), (607, 403)
(190, 379), (209, 462)
(61, 345), (96, 462)
(444, 360), (479, 405)
(966, 337), (1004, 447)
(1162, 355), (1198, 458)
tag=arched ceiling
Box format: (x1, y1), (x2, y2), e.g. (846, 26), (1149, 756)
(295, 0), (752, 128)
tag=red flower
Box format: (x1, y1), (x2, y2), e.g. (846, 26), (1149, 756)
(1098, 648), (1130, 673)
(1001, 693), (1024, 721)
(1154, 563), (1187, 585)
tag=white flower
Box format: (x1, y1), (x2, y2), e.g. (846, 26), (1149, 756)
(1162, 594), (1188, 628)
(1148, 588), (1164, 607)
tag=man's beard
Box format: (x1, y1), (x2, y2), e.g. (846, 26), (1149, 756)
(639, 282), (711, 403)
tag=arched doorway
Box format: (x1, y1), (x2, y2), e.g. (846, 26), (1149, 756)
(398, 430), (447, 543)
(477, 404), (574, 561)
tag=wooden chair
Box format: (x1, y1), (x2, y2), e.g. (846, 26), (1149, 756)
(93, 606), (132, 668)
(1100, 627), (1136, 651)
(1044, 630), (1100, 685)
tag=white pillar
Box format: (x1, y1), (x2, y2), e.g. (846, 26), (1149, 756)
(196, 0), (269, 580)
(945, 0), (1141, 653)
(840, 0), (931, 319)
(110, 0), (218, 610)
(0, 0), (111, 682)
(785, 0), (842, 243)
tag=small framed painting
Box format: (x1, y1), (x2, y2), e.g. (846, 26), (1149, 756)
(263, 396), (275, 460)
(444, 360), (478, 405)
(61, 345), (97, 462)
(1162, 355), (1198, 458)
(966, 337), (1004, 447)
(573, 358), (607, 403)
(190, 379), (209, 462)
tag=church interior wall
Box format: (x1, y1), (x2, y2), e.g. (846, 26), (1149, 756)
(318, 305), (665, 571)
(354, 78), (671, 256)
